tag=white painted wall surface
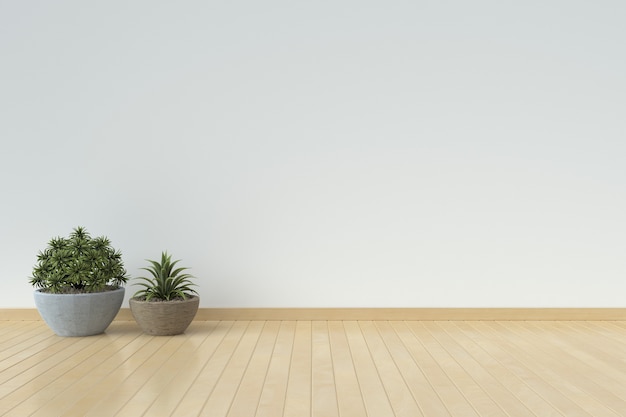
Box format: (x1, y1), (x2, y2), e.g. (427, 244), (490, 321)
(1, 1), (625, 308)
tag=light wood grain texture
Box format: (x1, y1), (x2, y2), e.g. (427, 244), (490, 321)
(343, 320), (396, 416)
(2, 320), (626, 416)
(327, 321), (367, 417)
(226, 321), (280, 417)
(5, 307), (626, 321)
(254, 321), (295, 417)
(283, 320), (312, 417)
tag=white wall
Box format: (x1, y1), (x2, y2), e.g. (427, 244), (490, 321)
(2, 1), (625, 308)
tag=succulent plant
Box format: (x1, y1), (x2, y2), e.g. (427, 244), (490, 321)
(132, 252), (197, 301)
(30, 226), (128, 293)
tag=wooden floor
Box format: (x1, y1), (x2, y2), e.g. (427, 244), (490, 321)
(1, 320), (626, 416)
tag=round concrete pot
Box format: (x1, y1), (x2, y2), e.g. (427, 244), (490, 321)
(129, 296), (199, 336)
(33, 287), (125, 337)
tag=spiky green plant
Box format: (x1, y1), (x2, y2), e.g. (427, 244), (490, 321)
(132, 252), (197, 301)
(30, 226), (129, 293)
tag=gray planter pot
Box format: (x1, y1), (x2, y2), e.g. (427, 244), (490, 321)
(129, 296), (199, 336)
(34, 287), (125, 337)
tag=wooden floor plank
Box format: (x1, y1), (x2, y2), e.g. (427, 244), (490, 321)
(408, 321), (505, 417)
(430, 321), (537, 416)
(83, 334), (191, 416)
(360, 320), (424, 417)
(170, 321), (252, 416)
(114, 322), (220, 416)
(327, 321), (367, 417)
(578, 321), (626, 352)
(311, 321), (339, 417)
(604, 321), (626, 332)
(198, 321), (266, 417)
(283, 320), (312, 417)
(448, 321), (564, 417)
(29, 323), (151, 417)
(375, 321), (450, 416)
(343, 320), (395, 416)
(468, 321), (594, 417)
(4, 326), (132, 416)
(0, 321), (44, 352)
(0, 335), (104, 414)
(433, 321), (551, 417)
(486, 321), (621, 417)
(1, 320), (626, 416)
(537, 322), (626, 394)
(0, 324), (59, 379)
(227, 321), (281, 417)
(255, 321), (296, 417)
(506, 321), (626, 416)
(143, 321), (232, 417)
(0, 328), (66, 387)
(390, 321), (479, 417)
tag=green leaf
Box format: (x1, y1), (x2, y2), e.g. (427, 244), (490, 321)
(131, 251), (198, 301)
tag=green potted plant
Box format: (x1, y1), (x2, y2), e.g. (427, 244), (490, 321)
(129, 252), (199, 336)
(30, 226), (129, 336)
